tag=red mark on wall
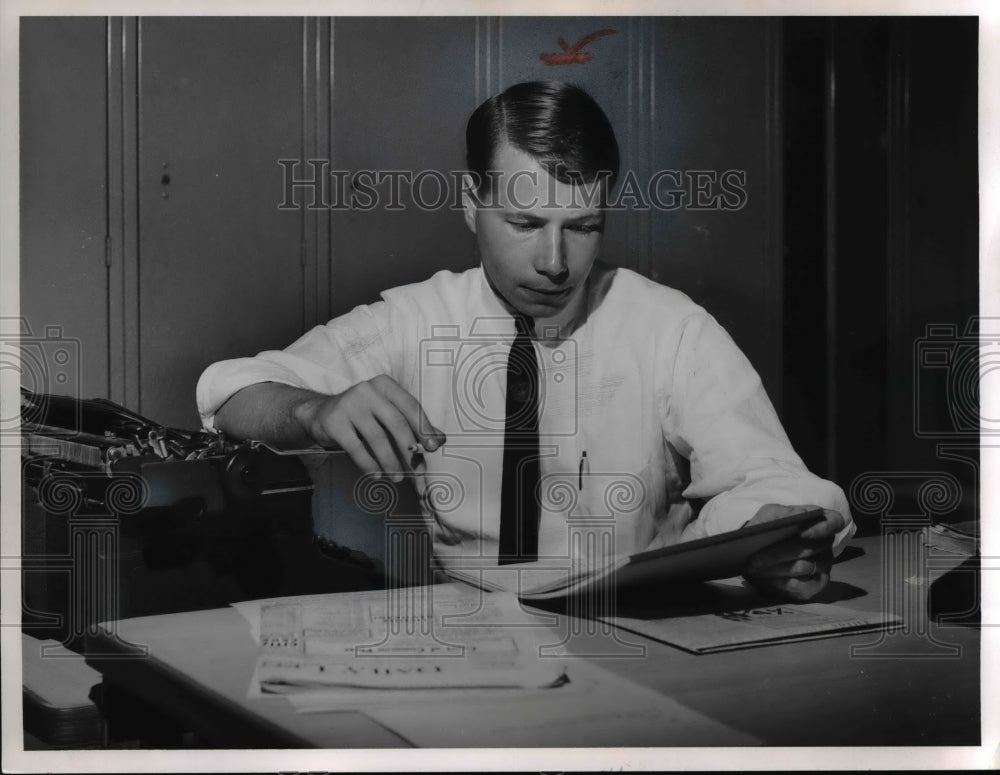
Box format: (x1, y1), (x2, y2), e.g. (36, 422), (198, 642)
(539, 28), (617, 66)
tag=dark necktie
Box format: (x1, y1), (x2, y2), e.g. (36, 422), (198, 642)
(498, 314), (541, 565)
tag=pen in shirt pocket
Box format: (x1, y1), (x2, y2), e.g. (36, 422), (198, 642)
(578, 450), (589, 491)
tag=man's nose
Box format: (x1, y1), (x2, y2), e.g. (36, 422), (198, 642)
(535, 226), (568, 277)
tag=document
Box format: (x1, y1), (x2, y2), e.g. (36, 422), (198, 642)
(444, 509), (825, 600)
(602, 602), (901, 654)
(899, 523), (978, 587)
(926, 521), (978, 559)
(232, 584), (762, 746)
(233, 585), (565, 699)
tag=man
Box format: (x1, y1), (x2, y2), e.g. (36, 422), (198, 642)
(198, 81), (854, 601)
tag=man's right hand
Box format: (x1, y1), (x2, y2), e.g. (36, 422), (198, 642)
(291, 375), (446, 482)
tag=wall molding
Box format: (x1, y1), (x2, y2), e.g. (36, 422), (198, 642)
(626, 17), (654, 280)
(763, 18), (784, 414)
(475, 17), (500, 106)
(105, 16), (140, 412)
(302, 17), (332, 329)
(886, 19), (912, 470)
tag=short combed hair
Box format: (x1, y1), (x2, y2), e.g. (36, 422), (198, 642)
(465, 81), (620, 196)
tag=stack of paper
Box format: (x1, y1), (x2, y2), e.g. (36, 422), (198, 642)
(603, 602), (901, 654)
(927, 521), (978, 558)
(231, 585), (763, 746)
(234, 586), (567, 706)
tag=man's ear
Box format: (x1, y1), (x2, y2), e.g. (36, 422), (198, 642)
(461, 173), (478, 234)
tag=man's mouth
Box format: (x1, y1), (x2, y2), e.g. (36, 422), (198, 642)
(523, 286), (572, 298)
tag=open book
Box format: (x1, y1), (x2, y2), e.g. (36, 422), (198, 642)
(445, 509), (826, 600)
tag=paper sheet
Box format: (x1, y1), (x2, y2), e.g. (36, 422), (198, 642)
(604, 602), (901, 654)
(232, 584), (761, 746)
(233, 585), (564, 698)
(285, 647), (600, 713)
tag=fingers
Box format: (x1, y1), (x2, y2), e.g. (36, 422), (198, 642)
(303, 396), (398, 479)
(800, 508), (847, 540)
(368, 397), (425, 480)
(304, 377), (446, 481)
(371, 375), (447, 450)
(745, 546), (834, 600)
(336, 426), (383, 479)
(747, 504), (846, 544)
(351, 414), (409, 482)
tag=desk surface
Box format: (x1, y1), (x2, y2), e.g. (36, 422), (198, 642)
(85, 535), (980, 748)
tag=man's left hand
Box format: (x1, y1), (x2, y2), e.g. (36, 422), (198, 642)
(743, 504), (846, 601)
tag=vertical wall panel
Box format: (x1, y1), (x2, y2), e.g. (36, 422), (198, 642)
(20, 17), (109, 401)
(329, 17), (478, 317)
(651, 17), (781, 401)
(106, 17), (141, 412)
(317, 17), (478, 560)
(779, 16), (978, 520)
(780, 18), (830, 475)
(137, 18), (305, 427)
(887, 18), (978, 518)
(474, 17), (501, 106)
(303, 17), (332, 329)
(892, 18), (978, 460)
(830, 19), (890, 488)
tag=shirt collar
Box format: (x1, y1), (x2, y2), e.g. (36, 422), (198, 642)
(475, 267), (590, 343)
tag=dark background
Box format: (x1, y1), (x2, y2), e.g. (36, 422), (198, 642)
(20, 17), (979, 561)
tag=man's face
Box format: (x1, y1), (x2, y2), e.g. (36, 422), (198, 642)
(463, 143), (605, 320)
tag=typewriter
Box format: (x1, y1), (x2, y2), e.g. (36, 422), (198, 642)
(20, 388), (383, 649)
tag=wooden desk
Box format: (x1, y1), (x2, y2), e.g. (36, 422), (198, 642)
(84, 535), (980, 747)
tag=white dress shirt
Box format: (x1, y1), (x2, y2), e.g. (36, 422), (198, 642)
(197, 264), (855, 569)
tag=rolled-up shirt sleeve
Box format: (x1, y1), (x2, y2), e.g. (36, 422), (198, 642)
(662, 312), (856, 554)
(196, 301), (400, 431)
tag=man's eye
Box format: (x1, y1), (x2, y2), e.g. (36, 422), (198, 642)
(569, 224), (602, 234)
(508, 220), (539, 231)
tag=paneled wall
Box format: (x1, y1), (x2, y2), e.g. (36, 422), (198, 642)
(21, 16), (785, 430)
(326, 17), (479, 316)
(138, 18), (308, 424)
(21, 18), (109, 401)
(20, 17), (979, 558)
(779, 18), (979, 528)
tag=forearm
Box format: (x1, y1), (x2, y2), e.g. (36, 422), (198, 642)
(685, 468), (854, 551)
(213, 382), (327, 448)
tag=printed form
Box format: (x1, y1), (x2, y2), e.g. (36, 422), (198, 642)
(234, 585), (564, 698)
(231, 584), (760, 746)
